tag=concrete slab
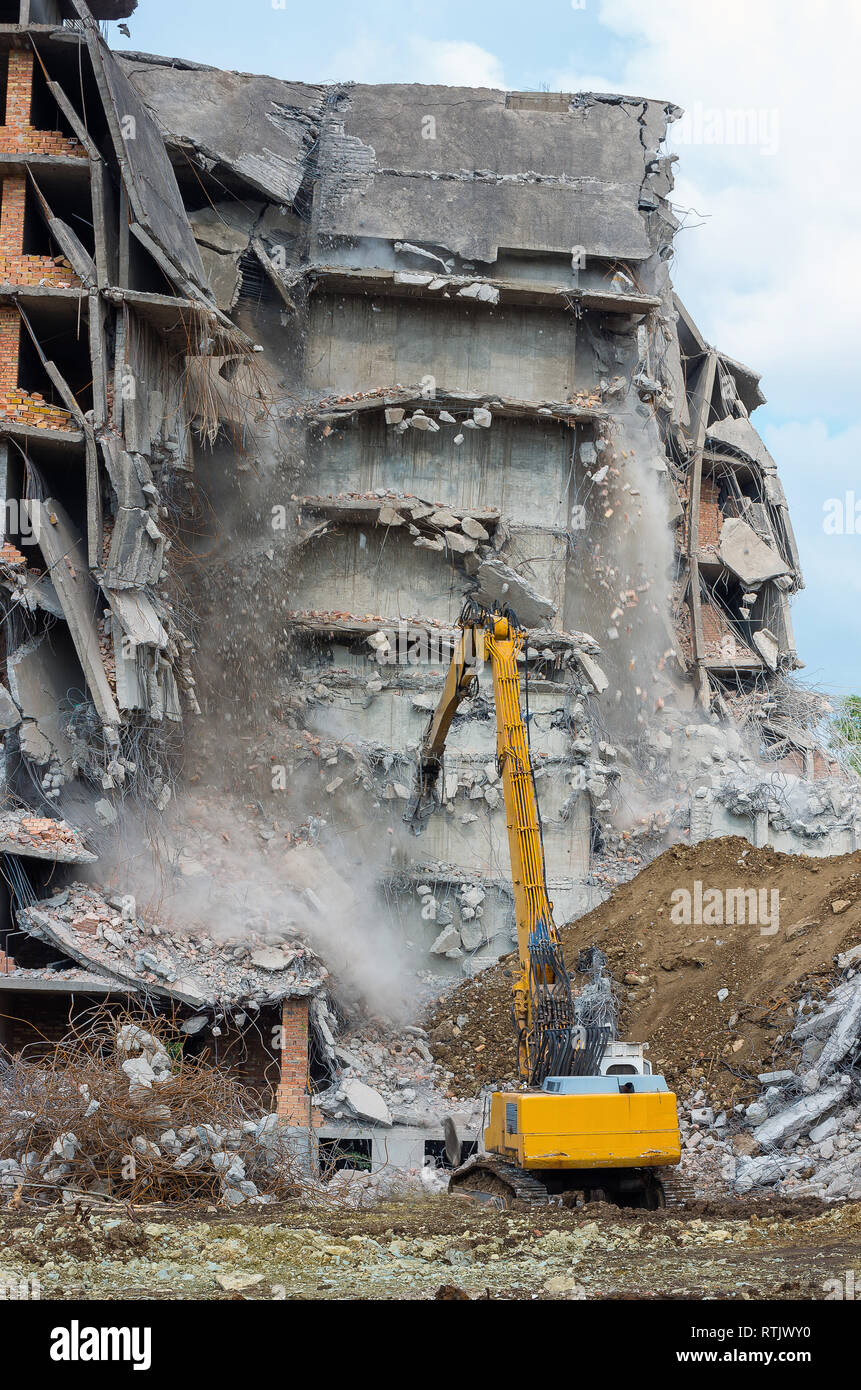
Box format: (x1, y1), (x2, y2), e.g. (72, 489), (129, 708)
(717, 517), (791, 587)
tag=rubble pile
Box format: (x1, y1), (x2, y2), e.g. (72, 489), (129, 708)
(323, 1161), (449, 1209)
(672, 959), (861, 1202)
(0, 1015), (304, 1208)
(0, 811), (95, 862)
(17, 882), (327, 1011)
(300, 488), (502, 561)
(312, 1009), (481, 1132)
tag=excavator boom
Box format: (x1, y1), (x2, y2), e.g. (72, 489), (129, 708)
(407, 600), (605, 1084)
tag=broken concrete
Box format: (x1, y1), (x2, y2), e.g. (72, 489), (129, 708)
(471, 558), (557, 628)
(17, 883), (325, 1010)
(717, 517), (792, 587)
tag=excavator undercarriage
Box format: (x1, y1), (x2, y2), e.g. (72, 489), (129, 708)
(449, 1153), (671, 1209)
(449, 1154), (695, 1210)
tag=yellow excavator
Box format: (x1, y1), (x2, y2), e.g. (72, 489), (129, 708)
(407, 598), (681, 1207)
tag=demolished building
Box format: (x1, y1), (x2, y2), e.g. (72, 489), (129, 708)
(0, 0), (858, 1179)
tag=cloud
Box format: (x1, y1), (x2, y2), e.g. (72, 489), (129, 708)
(327, 35), (504, 87)
(417, 39), (506, 87)
(551, 0), (860, 693)
(761, 418), (861, 695)
(550, 0), (861, 422)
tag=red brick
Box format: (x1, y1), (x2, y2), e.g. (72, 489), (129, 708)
(276, 997), (312, 1126)
(0, 51), (86, 160)
(698, 477), (722, 549)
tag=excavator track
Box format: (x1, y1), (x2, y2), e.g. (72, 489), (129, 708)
(448, 1153), (551, 1206)
(660, 1170), (697, 1209)
(450, 1155), (686, 1210)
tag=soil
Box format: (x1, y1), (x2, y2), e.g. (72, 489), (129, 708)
(427, 837), (861, 1107)
(2, 1196), (859, 1299)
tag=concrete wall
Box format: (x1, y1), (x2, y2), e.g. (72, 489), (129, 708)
(306, 292), (579, 401)
(306, 413), (572, 530)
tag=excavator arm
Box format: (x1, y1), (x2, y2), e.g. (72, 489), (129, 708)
(404, 622), (484, 827)
(407, 600), (608, 1085)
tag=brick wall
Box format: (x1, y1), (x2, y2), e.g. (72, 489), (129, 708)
(0, 299), (73, 430)
(0, 304), (20, 392)
(677, 600), (757, 665)
(276, 996), (312, 1127)
(0, 174), (79, 288)
(0, 50), (86, 159)
(0, 989), (96, 1054)
(216, 1004), (282, 1104)
(0, 176), (25, 257)
(698, 476), (722, 549)
(701, 600), (756, 662)
(0, 251), (79, 288)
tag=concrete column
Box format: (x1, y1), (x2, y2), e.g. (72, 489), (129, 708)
(276, 996), (312, 1127)
(753, 810), (769, 848)
(371, 1129), (426, 1172)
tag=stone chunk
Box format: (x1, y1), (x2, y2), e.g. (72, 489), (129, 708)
(457, 282), (499, 304)
(753, 1076), (850, 1145)
(444, 530), (477, 555)
(249, 946), (291, 971)
(471, 557), (556, 628)
(216, 1272), (264, 1291)
(340, 1079), (392, 1127)
(576, 651), (608, 694)
(0, 684), (21, 730)
(802, 981), (861, 1091)
(430, 926), (461, 954)
(409, 412), (439, 432)
(752, 628), (780, 671)
(717, 517), (791, 586)
(430, 509), (459, 529)
(122, 1056), (157, 1091)
(95, 798), (117, 826)
(690, 1106), (714, 1126)
(460, 920), (484, 951)
(735, 1153), (804, 1194)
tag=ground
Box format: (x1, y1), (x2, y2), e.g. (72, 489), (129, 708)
(2, 1197), (860, 1300)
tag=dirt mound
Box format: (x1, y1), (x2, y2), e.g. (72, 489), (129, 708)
(428, 837), (861, 1106)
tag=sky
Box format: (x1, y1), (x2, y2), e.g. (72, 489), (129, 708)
(110, 0), (861, 699)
